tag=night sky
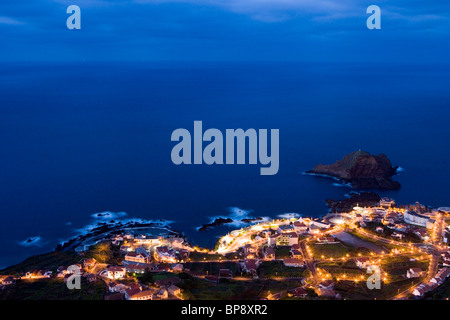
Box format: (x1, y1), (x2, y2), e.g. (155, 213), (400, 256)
(0, 0), (449, 63)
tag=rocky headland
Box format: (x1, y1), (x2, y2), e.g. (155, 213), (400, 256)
(307, 150), (401, 190)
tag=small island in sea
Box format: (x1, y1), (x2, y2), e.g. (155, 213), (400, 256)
(307, 150), (401, 190)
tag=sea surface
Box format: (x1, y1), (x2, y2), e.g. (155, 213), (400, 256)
(1, 61), (450, 268)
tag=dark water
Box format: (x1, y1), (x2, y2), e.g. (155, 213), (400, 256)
(1, 61), (449, 268)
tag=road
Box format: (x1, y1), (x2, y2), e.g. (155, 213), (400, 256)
(390, 214), (445, 300)
(354, 228), (410, 248)
(391, 248), (440, 300)
(217, 233), (267, 255)
(432, 213), (445, 245)
(299, 240), (319, 286)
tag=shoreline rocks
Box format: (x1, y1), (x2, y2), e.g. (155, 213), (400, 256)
(198, 218), (233, 232)
(198, 217), (264, 232)
(326, 192), (381, 213)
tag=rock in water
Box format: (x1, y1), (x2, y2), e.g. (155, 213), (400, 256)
(198, 217), (233, 232)
(307, 150), (401, 190)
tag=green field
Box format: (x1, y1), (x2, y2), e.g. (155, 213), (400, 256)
(335, 277), (417, 300)
(0, 278), (106, 300)
(347, 230), (402, 251)
(309, 243), (352, 259)
(363, 222), (420, 244)
(316, 260), (366, 279)
(381, 255), (429, 270)
(0, 251), (81, 275)
(274, 246), (292, 259)
(257, 261), (306, 278)
(184, 261), (240, 275)
(187, 252), (224, 262)
(84, 241), (123, 265)
(0, 242), (124, 277)
(176, 273), (261, 300)
(177, 273), (303, 300)
(381, 255), (429, 282)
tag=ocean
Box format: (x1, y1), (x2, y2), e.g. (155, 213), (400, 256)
(1, 61), (450, 268)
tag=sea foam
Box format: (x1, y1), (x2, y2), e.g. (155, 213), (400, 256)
(18, 236), (43, 247)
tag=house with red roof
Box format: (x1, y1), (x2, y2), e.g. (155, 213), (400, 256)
(355, 257), (371, 269)
(241, 259), (260, 275)
(319, 280), (335, 290)
(283, 258), (304, 268)
(430, 267), (450, 284)
(288, 287), (308, 298)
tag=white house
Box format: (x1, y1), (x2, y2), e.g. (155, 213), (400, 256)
(412, 284), (428, 297)
(106, 266), (126, 280)
(168, 285), (181, 296)
(404, 210), (430, 228)
(407, 268), (425, 279)
(278, 232), (298, 246)
(293, 221), (308, 234)
(268, 234), (280, 247)
(355, 257), (371, 269)
(442, 252), (450, 267)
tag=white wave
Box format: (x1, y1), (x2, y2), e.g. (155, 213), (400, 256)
(200, 207), (271, 229)
(228, 207), (253, 216)
(91, 211), (128, 220)
(18, 236), (43, 247)
(225, 207), (256, 227)
(277, 213), (301, 219)
(74, 214), (174, 236)
(344, 191), (360, 198)
(304, 171), (347, 183)
(333, 182), (352, 188)
(206, 215), (246, 228)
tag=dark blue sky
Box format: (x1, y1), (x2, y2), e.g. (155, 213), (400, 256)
(0, 0), (449, 62)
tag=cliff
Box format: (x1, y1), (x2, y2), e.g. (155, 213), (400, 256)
(307, 150), (401, 190)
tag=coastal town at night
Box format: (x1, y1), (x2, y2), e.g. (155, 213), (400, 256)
(1, 196), (449, 300)
(1, 0), (449, 314)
